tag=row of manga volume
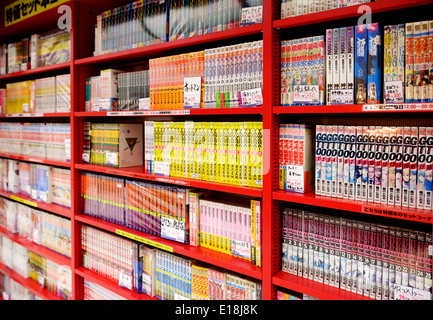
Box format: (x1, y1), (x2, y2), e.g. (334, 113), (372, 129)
(0, 29), (70, 75)
(281, 19), (433, 106)
(0, 74), (71, 115)
(281, 207), (432, 300)
(1, 274), (42, 300)
(81, 172), (262, 266)
(276, 288), (319, 300)
(83, 279), (126, 300)
(280, 0), (374, 19)
(315, 125), (433, 210)
(0, 122), (71, 163)
(93, 0), (263, 56)
(0, 197), (71, 258)
(81, 224), (262, 299)
(0, 158), (71, 207)
(0, 236), (72, 300)
(144, 121), (263, 188)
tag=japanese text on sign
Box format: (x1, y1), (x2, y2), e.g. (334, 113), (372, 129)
(330, 89), (354, 105)
(362, 205), (432, 223)
(5, 0), (69, 26)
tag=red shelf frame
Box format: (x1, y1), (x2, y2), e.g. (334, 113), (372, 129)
(75, 163), (263, 198)
(0, 263), (62, 300)
(272, 270), (374, 300)
(0, 226), (71, 267)
(76, 214), (263, 280)
(0, 190), (72, 219)
(273, 190), (433, 224)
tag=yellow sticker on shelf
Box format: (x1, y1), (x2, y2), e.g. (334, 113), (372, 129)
(4, 0), (70, 27)
(115, 229), (173, 252)
(10, 195), (37, 207)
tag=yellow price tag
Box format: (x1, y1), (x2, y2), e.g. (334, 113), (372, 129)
(10, 195), (37, 207)
(116, 229), (173, 252)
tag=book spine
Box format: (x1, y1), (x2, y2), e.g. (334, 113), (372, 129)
(417, 127), (427, 209)
(355, 24), (367, 104)
(424, 127), (433, 210)
(367, 22), (381, 104)
(381, 127), (390, 204)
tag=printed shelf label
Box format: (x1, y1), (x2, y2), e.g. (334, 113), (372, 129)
(10, 195), (37, 207)
(107, 110), (190, 116)
(116, 229), (173, 252)
(362, 205), (432, 223)
(363, 103), (433, 111)
(330, 89), (354, 105)
(293, 85), (319, 104)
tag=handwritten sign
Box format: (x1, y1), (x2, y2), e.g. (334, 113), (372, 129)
(231, 239), (251, 260)
(293, 85), (319, 104)
(394, 284), (431, 300)
(184, 77), (201, 108)
(5, 0), (70, 27)
(153, 161), (170, 177)
(286, 165), (306, 193)
(240, 6), (263, 26)
(384, 81), (404, 104)
(240, 88), (263, 107)
(116, 229), (173, 252)
(161, 216), (185, 243)
(330, 89), (354, 105)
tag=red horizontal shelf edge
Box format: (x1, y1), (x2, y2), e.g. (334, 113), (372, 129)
(0, 226), (71, 267)
(273, 190), (433, 224)
(272, 270), (373, 300)
(75, 267), (157, 300)
(76, 214), (263, 280)
(274, 103), (433, 114)
(0, 263), (62, 300)
(0, 62), (71, 81)
(274, 0), (433, 29)
(75, 24), (263, 65)
(75, 107), (263, 117)
(0, 152), (71, 168)
(75, 163), (263, 198)
(0, 190), (72, 219)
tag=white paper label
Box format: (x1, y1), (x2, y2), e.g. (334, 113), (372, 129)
(293, 85), (320, 104)
(154, 161), (170, 177)
(286, 164), (305, 192)
(161, 216), (185, 243)
(241, 6), (263, 25)
(330, 89), (354, 105)
(119, 271), (132, 290)
(139, 97), (150, 110)
(384, 81), (404, 103)
(240, 88), (263, 107)
(22, 103), (29, 113)
(82, 152), (90, 163)
(184, 77), (201, 108)
(64, 138), (71, 162)
(393, 284), (432, 300)
(106, 152), (118, 166)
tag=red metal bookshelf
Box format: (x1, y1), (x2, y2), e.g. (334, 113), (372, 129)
(0, 62), (71, 81)
(0, 152), (71, 168)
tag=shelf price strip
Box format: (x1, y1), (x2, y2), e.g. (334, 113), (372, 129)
(115, 229), (173, 252)
(362, 205), (432, 223)
(363, 103), (433, 112)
